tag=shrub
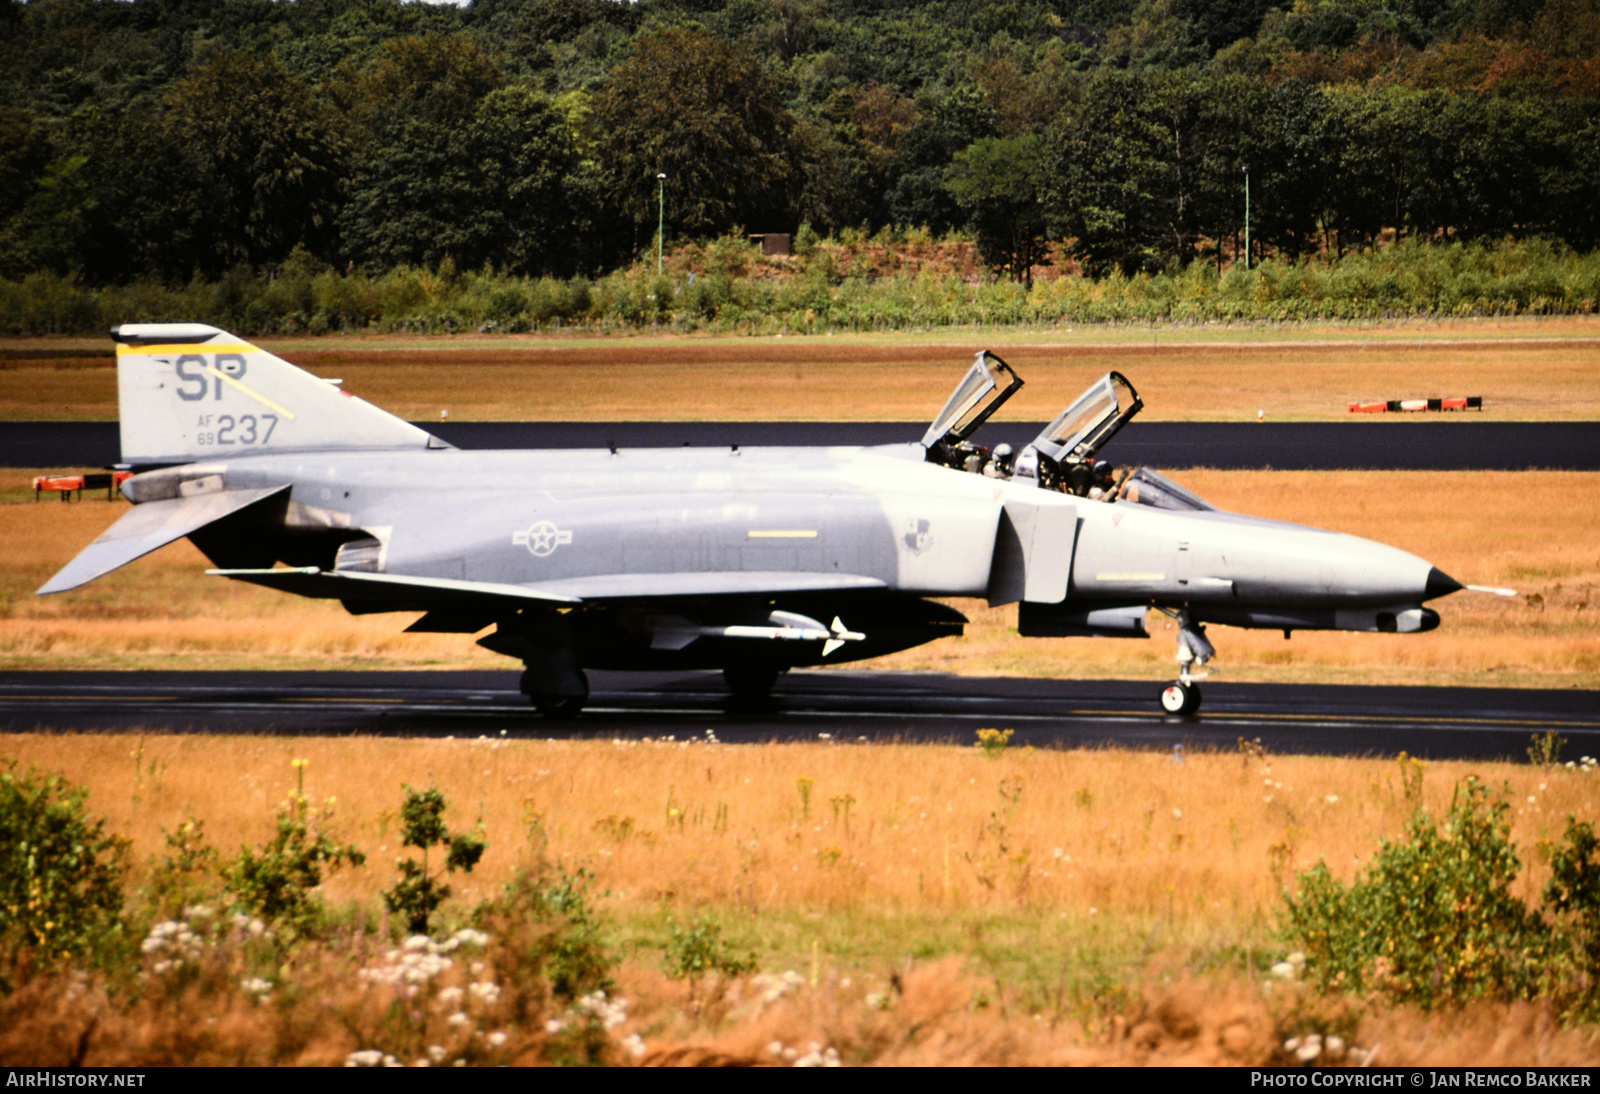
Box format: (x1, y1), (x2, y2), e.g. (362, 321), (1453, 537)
(383, 785), (487, 934)
(663, 913), (756, 990)
(222, 760), (364, 935)
(1284, 776), (1546, 1009)
(1547, 817), (1600, 1015)
(0, 760), (127, 962)
(488, 865), (613, 1003)
(145, 811), (220, 916)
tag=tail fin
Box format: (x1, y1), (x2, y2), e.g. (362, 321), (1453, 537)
(113, 323), (444, 464)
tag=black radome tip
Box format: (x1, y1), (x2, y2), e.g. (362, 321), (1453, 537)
(1424, 567), (1465, 601)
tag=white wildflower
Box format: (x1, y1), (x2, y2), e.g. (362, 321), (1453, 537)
(486, 1031), (507, 1048)
(623, 1034), (646, 1061)
(344, 1050), (384, 1067)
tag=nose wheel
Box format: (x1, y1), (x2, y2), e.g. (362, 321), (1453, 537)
(1160, 680), (1201, 715)
(1157, 608), (1213, 716)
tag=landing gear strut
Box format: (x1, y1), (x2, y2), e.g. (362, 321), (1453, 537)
(1158, 609), (1214, 716)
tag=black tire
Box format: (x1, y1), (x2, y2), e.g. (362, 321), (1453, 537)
(1159, 681), (1201, 715)
(723, 663), (781, 698)
(525, 667), (588, 719)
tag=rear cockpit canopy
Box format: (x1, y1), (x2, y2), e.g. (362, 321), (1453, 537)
(1030, 371), (1141, 467)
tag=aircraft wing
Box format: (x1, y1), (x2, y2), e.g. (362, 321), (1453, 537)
(38, 485), (291, 594)
(208, 567), (583, 607)
(208, 567), (885, 609)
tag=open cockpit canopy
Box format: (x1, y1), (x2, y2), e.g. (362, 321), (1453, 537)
(1030, 371), (1141, 467)
(920, 351), (1024, 451)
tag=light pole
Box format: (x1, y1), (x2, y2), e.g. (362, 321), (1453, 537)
(656, 173), (667, 276)
(1243, 167), (1251, 271)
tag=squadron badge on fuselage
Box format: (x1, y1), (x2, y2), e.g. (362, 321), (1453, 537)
(903, 518), (933, 555)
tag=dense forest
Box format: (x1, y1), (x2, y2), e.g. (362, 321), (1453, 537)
(2, 0), (1599, 296)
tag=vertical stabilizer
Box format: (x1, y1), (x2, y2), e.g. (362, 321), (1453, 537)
(113, 323), (443, 464)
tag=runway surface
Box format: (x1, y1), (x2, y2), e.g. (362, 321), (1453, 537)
(6, 420), (1600, 470)
(2, 669), (1595, 761)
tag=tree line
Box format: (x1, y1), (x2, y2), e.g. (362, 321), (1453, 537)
(2, 0), (1598, 289)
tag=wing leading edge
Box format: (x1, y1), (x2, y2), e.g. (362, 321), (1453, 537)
(208, 567), (887, 609)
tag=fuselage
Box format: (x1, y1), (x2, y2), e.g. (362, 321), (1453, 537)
(138, 440), (1446, 649)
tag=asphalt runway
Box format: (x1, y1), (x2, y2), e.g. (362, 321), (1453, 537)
(6, 420), (1600, 470)
(1, 669), (1594, 762)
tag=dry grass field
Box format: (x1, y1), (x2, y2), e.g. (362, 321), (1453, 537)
(4, 320), (1600, 421)
(4, 469), (1596, 688)
(1, 731), (1596, 1064)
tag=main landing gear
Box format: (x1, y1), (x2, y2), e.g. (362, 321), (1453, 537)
(519, 646), (589, 719)
(1158, 610), (1214, 716)
(723, 663), (784, 699)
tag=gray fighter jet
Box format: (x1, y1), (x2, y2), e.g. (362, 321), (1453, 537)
(39, 324), (1489, 716)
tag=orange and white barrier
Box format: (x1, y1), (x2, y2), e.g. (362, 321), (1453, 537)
(1348, 397), (1482, 413)
(33, 471), (132, 501)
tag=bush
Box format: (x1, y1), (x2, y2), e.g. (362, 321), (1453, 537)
(222, 760), (364, 936)
(1284, 776), (1546, 1009)
(663, 913), (756, 988)
(0, 760), (127, 962)
(1547, 817), (1600, 1015)
(382, 785), (486, 935)
(488, 865), (613, 1004)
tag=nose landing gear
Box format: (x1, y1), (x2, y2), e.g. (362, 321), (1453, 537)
(1158, 610), (1214, 715)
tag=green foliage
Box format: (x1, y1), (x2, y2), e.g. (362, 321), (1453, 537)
(382, 785), (486, 935)
(8, 234), (1600, 336)
(663, 913), (757, 985)
(147, 812), (221, 915)
(975, 727), (1014, 758)
(0, 760), (127, 962)
(492, 865), (613, 1002)
(946, 133), (1052, 285)
(592, 26), (794, 239)
(223, 762), (364, 935)
(1528, 731), (1568, 767)
(1284, 776), (1546, 1009)
(1546, 818), (1600, 1013)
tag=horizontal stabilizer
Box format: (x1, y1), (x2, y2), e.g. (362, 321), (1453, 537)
(208, 567), (581, 607)
(38, 485), (290, 594)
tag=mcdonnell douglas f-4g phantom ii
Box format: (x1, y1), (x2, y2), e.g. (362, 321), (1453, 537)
(41, 324), (1481, 717)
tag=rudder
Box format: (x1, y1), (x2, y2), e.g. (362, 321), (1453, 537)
(113, 323), (443, 464)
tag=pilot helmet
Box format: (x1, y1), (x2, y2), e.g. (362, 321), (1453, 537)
(992, 443), (1013, 459)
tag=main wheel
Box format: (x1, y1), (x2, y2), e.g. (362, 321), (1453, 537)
(1159, 681), (1201, 715)
(723, 663), (782, 698)
(525, 667), (588, 719)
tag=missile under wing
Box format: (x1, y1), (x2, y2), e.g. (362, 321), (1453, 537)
(39, 326), (1481, 717)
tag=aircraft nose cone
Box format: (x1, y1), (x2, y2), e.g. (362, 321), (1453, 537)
(1423, 566), (1464, 601)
